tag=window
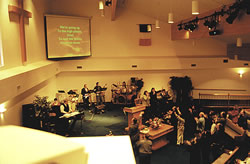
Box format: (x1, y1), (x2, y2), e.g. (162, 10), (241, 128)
(0, 31), (4, 67)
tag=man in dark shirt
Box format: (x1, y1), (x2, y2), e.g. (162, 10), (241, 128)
(81, 84), (90, 109)
(94, 82), (103, 105)
(238, 110), (247, 130)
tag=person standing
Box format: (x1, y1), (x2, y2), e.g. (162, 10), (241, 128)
(94, 82), (103, 105)
(81, 84), (90, 109)
(174, 106), (185, 145)
(150, 88), (158, 116)
(238, 109), (247, 130)
(184, 106), (196, 140)
(197, 112), (206, 133)
(136, 134), (152, 164)
(141, 91), (150, 107)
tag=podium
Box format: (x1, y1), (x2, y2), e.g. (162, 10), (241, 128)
(123, 105), (146, 129)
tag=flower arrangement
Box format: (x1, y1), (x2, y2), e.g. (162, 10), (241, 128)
(146, 117), (162, 129)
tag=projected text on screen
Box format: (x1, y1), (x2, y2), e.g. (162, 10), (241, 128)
(45, 15), (91, 59)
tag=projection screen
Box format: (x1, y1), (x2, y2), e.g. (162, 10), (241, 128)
(44, 15), (91, 59)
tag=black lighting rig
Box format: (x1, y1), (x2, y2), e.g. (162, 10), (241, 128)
(177, 0), (250, 36)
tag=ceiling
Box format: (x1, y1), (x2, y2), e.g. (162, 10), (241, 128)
(117, 0), (235, 22)
(116, 0), (250, 44)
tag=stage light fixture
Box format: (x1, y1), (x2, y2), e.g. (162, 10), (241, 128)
(178, 24), (183, 30)
(105, 0), (112, 7)
(189, 23), (198, 32)
(177, 0), (248, 36)
(203, 19), (209, 26)
(184, 24), (189, 30)
(209, 19), (217, 30)
(226, 8), (240, 24)
(209, 29), (221, 36)
(241, 0), (250, 14)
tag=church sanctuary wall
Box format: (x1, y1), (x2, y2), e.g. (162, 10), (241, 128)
(47, 0), (227, 59)
(0, 0), (49, 70)
(56, 66), (250, 102)
(0, 0), (60, 126)
(49, 0), (250, 101)
(0, 76), (58, 126)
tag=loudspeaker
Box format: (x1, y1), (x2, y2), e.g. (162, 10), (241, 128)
(22, 104), (40, 129)
(139, 24), (151, 32)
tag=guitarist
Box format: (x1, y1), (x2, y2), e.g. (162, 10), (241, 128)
(81, 84), (90, 109)
(94, 82), (107, 105)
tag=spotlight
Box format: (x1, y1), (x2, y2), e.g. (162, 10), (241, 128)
(189, 23), (198, 32)
(226, 9), (240, 24)
(203, 19), (209, 26)
(209, 19), (217, 29)
(209, 29), (221, 36)
(178, 24), (183, 30)
(243, 0), (250, 14)
(184, 24), (189, 30)
(105, 0), (112, 7)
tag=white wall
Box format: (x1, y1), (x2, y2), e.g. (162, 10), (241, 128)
(49, 0), (249, 102)
(56, 67), (250, 102)
(0, 0), (56, 126)
(0, 0), (49, 70)
(0, 76), (58, 126)
(47, 0), (227, 58)
(0, 0), (249, 126)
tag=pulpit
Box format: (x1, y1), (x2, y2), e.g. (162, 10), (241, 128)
(123, 105), (146, 129)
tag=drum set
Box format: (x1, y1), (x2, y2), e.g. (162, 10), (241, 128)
(111, 84), (137, 105)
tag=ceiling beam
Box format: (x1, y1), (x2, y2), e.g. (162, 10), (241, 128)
(171, 6), (250, 41)
(111, 0), (117, 21)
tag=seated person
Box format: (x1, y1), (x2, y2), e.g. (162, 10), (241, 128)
(136, 134), (152, 164)
(60, 100), (70, 116)
(129, 112), (144, 149)
(228, 105), (240, 124)
(57, 99), (71, 136)
(51, 98), (60, 106)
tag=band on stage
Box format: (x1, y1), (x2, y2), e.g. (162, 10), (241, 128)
(48, 81), (171, 136)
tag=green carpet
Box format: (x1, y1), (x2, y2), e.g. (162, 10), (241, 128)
(72, 104), (128, 136)
(70, 103), (190, 164)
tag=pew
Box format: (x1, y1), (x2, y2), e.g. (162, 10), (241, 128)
(213, 118), (247, 164)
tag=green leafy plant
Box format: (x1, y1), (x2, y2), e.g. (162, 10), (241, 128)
(169, 76), (193, 107)
(33, 95), (51, 118)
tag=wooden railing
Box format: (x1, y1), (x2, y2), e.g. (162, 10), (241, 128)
(198, 93), (250, 109)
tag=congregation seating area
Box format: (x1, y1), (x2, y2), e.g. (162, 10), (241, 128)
(22, 96), (249, 164)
